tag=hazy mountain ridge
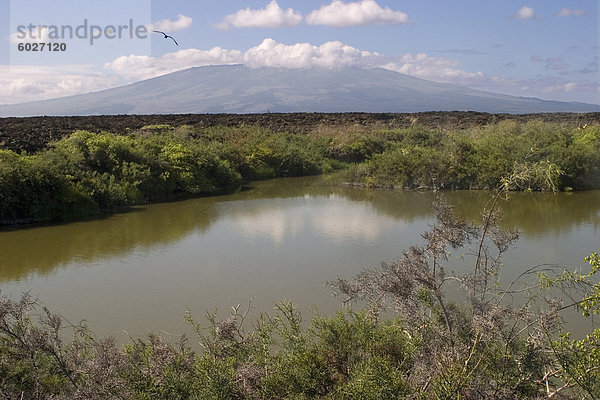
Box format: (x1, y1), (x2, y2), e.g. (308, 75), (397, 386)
(1, 65), (598, 116)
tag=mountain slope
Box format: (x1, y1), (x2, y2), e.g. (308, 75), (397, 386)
(1, 65), (598, 116)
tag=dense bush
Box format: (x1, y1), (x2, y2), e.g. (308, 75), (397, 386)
(0, 149), (92, 221)
(0, 293), (416, 399)
(345, 121), (600, 191)
(1, 121), (599, 223)
(346, 145), (450, 189)
(0, 131), (244, 222)
(325, 133), (389, 162)
(198, 126), (328, 180)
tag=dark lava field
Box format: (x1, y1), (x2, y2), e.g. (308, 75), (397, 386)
(1, 112), (599, 153)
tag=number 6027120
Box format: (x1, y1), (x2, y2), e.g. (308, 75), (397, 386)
(17, 42), (67, 51)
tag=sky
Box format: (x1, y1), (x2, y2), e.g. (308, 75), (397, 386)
(1, 0), (599, 105)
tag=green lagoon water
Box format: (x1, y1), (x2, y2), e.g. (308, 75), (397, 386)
(1, 176), (598, 339)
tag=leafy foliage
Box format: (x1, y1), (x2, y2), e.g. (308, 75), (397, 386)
(539, 251), (600, 398)
(1, 121), (599, 223)
(345, 121), (600, 191)
(0, 130), (244, 222)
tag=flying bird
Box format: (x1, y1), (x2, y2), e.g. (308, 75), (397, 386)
(153, 30), (178, 46)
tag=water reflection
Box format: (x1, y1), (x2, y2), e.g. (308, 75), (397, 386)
(229, 204), (308, 246)
(444, 190), (600, 235)
(226, 194), (399, 246)
(0, 175), (598, 339)
(0, 176), (599, 283)
(0, 199), (219, 281)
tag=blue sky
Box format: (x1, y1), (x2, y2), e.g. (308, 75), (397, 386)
(1, 0), (598, 105)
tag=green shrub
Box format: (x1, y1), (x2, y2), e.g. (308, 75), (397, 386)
(347, 145), (448, 189)
(335, 356), (409, 400)
(326, 134), (389, 162)
(0, 130), (244, 222)
(345, 121), (600, 191)
(0, 150), (92, 221)
(2, 121), (599, 223)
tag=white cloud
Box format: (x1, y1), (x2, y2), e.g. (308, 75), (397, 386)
(381, 54), (484, 85)
(243, 38), (379, 69)
(564, 82), (577, 92)
(104, 38), (380, 78)
(0, 39), (492, 104)
(541, 83), (571, 94)
(149, 14), (192, 32)
(215, 1), (302, 29)
(0, 65), (123, 104)
(103, 39), (487, 89)
(480, 75), (598, 101)
(557, 8), (586, 17)
(512, 6), (537, 20)
(306, 0), (409, 27)
(104, 47), (244, 80)
(3, 39), (598, 105)
(9, 27), (51, 43)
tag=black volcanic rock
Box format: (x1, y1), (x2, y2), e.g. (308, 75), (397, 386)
(1, 65), (598, 116)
